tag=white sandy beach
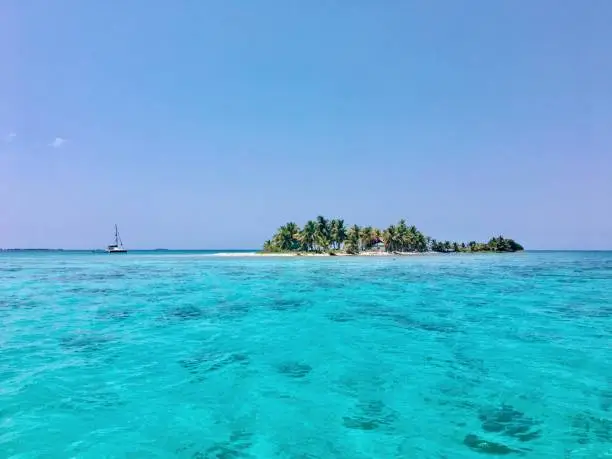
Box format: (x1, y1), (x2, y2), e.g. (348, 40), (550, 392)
(214, 251), (431, 257)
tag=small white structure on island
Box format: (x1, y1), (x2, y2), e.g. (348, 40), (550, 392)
(372, 241), (385, 252)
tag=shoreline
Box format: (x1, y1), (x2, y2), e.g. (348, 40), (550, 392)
(213, 250), (523, 257)
(216, 251), (442, 257)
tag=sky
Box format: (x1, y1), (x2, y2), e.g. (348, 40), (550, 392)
(1, 1), (611, 250)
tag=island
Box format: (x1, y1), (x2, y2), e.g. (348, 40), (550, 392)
(262, 216), (523, 255)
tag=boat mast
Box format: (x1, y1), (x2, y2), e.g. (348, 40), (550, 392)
(115, 224), (122, 247)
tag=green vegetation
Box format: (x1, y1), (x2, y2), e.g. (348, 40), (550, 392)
(263, 216), (524, 254)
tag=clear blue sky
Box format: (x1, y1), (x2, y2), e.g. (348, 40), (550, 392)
(1, 1), (611, 249)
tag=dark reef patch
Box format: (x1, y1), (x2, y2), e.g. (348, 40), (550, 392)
(342, 417), (379, 431)
(478, 404), (541, 442)
(360, 306), (458, 334)
(96, 309), (131, 321)
(463, 434), (522, 455)
(269, 297), (310, 311)
(327, 312), (353, 323)
(60, 333), (112, 352)
(166, 305), (206, 320)
(415, 320), (458, 334)
(276, 361), (312, 378)
(180, 429), (253, 459)
(342, 400), (397, 431)
(202, 444), (248, 459)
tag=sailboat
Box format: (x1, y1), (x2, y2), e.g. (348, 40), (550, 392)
(106, 224), (127, 253)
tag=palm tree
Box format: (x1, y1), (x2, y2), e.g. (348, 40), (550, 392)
(409, 225), (426, 252)
(273, 222), (301, 251)
(360, 226), (373, 250)
(384, 225), (398, 252)
(506, 239), (524, 252)
(414, 232), (427, 252)
(317, 216), (331, 250)
(330, 219), (347, 250)
(329, 219), (338, 249)
(337, 220), (347, 248)
(345, 224), (362, 254)
(397, 219), (409, 251)
(315, 216), (331, 251)
(300, 220), (317, 251)
(285, 222), (300, 242)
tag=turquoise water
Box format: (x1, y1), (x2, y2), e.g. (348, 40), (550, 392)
(1, 251), (610, 458)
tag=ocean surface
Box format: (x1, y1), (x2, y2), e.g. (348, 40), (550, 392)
(0, 251), (610, 458)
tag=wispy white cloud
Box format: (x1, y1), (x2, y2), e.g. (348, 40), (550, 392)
(49, 137), (66, 148)
(6, 132), (16, 142)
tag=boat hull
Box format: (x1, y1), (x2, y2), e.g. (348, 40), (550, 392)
(106, 249), (128, 254)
